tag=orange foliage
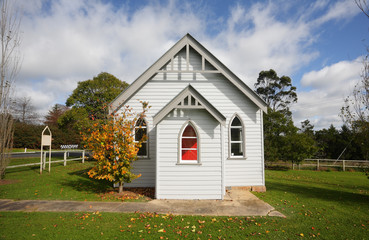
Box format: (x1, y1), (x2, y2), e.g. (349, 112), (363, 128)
(82, 102), (150, 189)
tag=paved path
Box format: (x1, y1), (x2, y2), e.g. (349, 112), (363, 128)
(0, 190), (285, 217)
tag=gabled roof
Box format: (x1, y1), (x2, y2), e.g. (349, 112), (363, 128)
(153, 84), (226, 125)
(110, 33), (267, 114)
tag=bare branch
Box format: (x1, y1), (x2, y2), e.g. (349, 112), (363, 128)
(0, 0), (22, 178)
(355, 0), (369, 19)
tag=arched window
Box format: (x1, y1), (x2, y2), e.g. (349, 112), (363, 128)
(180, 123), (198, 162)
(229, 115), (244, 158)
(135, 118), (148, 157)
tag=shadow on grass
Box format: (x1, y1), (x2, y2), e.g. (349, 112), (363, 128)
(268, 181), (369, 205)
(62, 167), (155, 199)
(6, 162), (74, 174)
(5, 166), (38, 174)
(62, 168), (113, 195)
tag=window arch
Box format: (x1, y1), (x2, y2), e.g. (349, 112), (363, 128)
(179, 122), (199, 163)
(135, 118), (148, 157)
(229, 114), (245, 158)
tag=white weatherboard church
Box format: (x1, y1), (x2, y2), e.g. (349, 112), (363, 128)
(110, 34), (267, 200)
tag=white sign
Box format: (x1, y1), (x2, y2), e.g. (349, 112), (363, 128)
(60, 144), (78, 149)
(42, 135), (52, 146)
(40, 126), (52, 174)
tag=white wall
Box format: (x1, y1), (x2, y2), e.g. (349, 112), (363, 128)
(120, 46), (264, 192)
(156, 109), (222, 199)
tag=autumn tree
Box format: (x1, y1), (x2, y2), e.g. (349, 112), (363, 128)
(0, 0), (21, 178)
(66, 72), (129, 120)
(44, 104), (69, 126)
(83, 102), (150, 193)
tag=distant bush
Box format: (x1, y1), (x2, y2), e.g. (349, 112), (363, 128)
(13, 122), (81, 149)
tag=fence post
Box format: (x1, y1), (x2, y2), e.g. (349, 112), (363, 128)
(317, 159), (320, 171)
(292, 163), (295, 170)
(43, 151), (47, 170)
(64, 151), (67, 166)
(343, 160), (345, 171)
(82, 150), (85, 163)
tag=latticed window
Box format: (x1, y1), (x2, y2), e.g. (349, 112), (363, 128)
(230, 116), (244, 157)
(181, 124), (198, 161)
(135, 118), (147, 157)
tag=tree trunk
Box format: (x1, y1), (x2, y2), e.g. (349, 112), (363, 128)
(118, 182), (123, 194)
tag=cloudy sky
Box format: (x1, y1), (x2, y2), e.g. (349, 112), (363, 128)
(14, 0), (368, 129)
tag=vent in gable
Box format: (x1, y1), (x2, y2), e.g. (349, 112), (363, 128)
(177, 95), (203, 108)
(156, 44), (219, 74)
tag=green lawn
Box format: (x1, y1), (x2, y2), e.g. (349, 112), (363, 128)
(1, 160), (149, 202)
(0, 165), (368, 239)
(8, 156), (77, 166)
(11, 148), (38, 153)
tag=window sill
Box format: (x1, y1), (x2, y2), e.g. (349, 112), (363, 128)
(138, 157), (151, 160)
(176, 162), (202, 166)
(227, 157), (247, 160)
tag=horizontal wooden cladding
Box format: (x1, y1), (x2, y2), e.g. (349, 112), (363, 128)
(159, 166), (221, 172)
(226, 178), (263, 185)
(123, 49), (264, 192)
(160, 162), (221, 168)
(159, 185), (221, 190)
(157, 194), (222, 200)
(160, 176), (221, 181)
(225, 172), (262, 178)
(225, 165), (262, 171)
(162, 171), (220, 177)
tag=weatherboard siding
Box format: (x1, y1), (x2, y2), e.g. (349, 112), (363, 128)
(124, 126), (156, 187)
(156, 109), (222, 199)
(118, 47), (264, 191)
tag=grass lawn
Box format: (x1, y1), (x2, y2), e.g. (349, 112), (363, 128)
(8, 156), (77, 166)
(0, 165), (368, 239)
(1, 159), (152, 202)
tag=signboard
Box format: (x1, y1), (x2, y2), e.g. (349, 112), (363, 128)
(40, 126), (52, 174)
(42, 135), (52, 146)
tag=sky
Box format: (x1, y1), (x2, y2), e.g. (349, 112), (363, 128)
(13, 0), (368, 129)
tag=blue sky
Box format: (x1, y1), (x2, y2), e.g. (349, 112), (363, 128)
(15, 0), (368, 129)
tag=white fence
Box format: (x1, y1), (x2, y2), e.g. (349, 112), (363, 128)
(302, 159), (369, 171)
(266, 159), (369, 171)
(6, 150), (86, 169)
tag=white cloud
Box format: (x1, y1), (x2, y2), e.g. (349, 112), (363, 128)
(314, 0), (360, 25)
(292, 58), (362, 129)
(13, 0), (362, 129)
(17, 0), (204, 115)
(204, 2), (319, 85)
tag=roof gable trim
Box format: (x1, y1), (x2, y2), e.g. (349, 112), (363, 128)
(153, 85), (226, 126)
(110, 33), (267, 114)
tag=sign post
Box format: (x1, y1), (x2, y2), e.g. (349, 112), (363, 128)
(40, 126), (52, 174)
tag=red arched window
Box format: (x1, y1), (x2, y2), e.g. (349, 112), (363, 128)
(181, 124), (198, 161)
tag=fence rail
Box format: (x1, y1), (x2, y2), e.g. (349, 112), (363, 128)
(266, 159), (369, 171)
(7, 150), (86, 170)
